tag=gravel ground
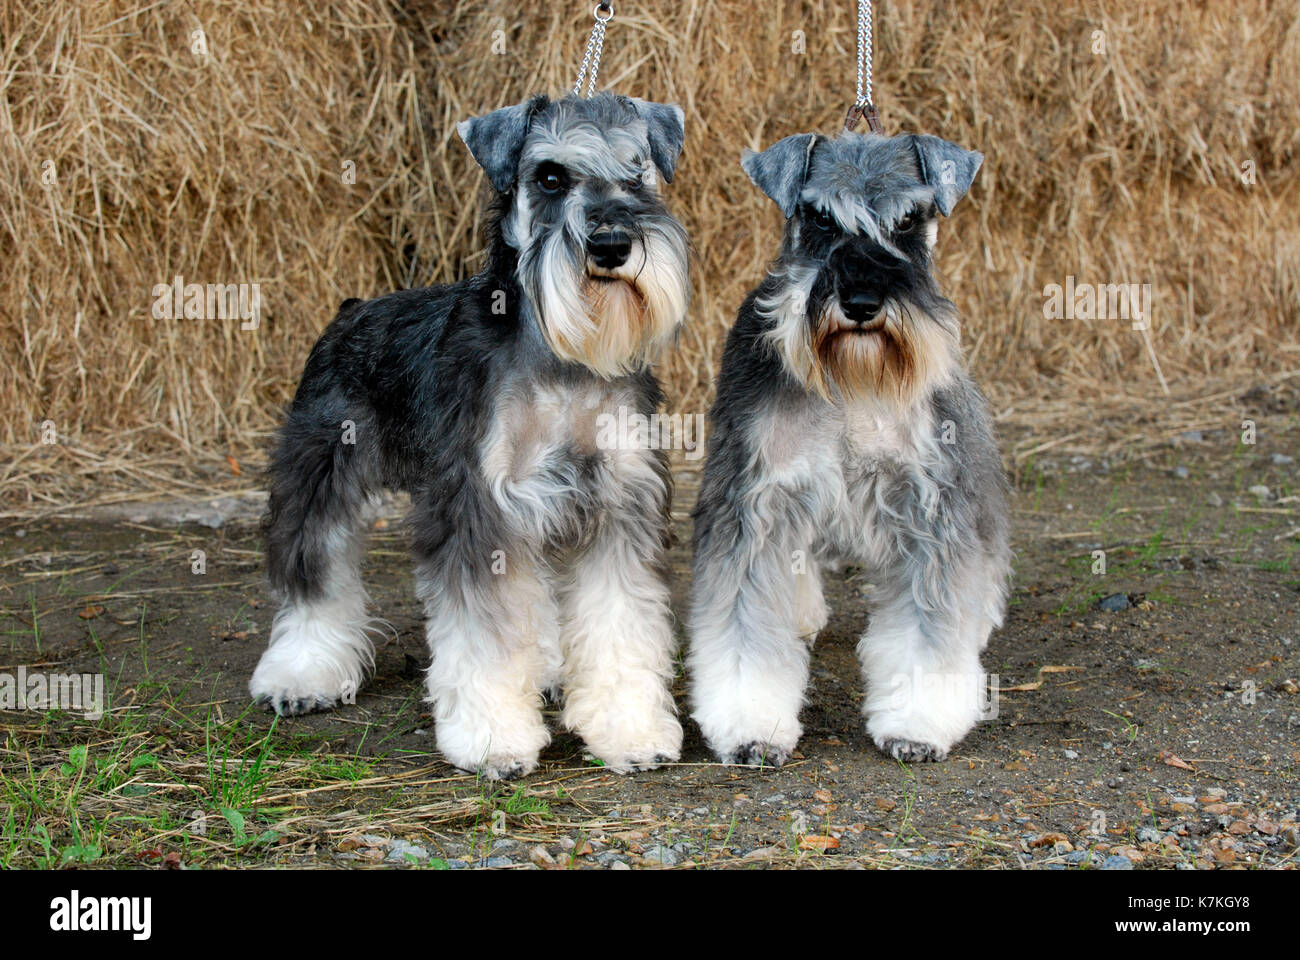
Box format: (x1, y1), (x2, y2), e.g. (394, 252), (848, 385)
(1, 410), (1297, 869)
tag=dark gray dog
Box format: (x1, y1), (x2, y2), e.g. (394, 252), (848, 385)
(689, 130), (1010, 766)
(249, 93), (690, 780)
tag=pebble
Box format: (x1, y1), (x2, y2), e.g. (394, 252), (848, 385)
(1100, 854), (1134, 870)
(1271, 453), (1294, 465)
(641, 844), (680, 866)
(1098, 593), (1129, 612)
(1137, 826), (1162, 843)
(1173, 465), (1190, 479)
(385, 839), (430, 863)
(608, 860), (631, 870)
(1249, 484), (1271, 499)
(1063, 749), (1079, 760)
(908, 852), (949, 865)
(1207, 491), (1223, 507)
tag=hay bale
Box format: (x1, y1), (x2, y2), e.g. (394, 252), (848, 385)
(1, 0), (1296, 504)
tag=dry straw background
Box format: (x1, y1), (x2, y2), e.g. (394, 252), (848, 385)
(1, 0), (1297, 507)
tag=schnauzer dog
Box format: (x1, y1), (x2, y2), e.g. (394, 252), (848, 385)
(249, 93), (690, 779)
(688, 130), (1011, 766)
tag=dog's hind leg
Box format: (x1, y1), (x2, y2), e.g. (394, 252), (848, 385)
(250, 410), (377, 716)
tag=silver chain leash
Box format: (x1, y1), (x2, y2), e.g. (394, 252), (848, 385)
(573, 3), (614, 98)
(855, 0), (873, 108)
(845, 0), (884, 134)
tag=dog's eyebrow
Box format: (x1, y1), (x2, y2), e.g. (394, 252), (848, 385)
(809, 193), (887, 240)
(523, 126), (646, 183)
(810, 184), (932, 240)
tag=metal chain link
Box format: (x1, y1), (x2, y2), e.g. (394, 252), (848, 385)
(845, 0), (883, 133)
(573, 3), (614, 98)
(855, 0), (873, 107)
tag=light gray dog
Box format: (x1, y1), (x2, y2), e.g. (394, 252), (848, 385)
(688, 130), (1010, 766)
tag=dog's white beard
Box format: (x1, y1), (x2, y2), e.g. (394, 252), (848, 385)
(531, 232), (687, 379)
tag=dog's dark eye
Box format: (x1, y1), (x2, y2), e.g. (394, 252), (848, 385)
(895, 213), (916, 234)
(812, 208), (837, 231)
(535, 163), (568, 195)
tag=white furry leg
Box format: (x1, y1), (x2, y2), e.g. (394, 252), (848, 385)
(689, 532), (812, 767)
(558, 530), (681, 774)
(250, 542), (373, 716)
(858, 582), (989, 762)
(421, 561), (552, 780)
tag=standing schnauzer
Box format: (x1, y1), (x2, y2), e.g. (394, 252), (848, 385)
(249, 93), (690, 779)
(688, 130), (1010, 766)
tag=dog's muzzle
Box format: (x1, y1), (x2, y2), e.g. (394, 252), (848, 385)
(587, 225), (632, 270)
(831, 243), (907, 331)
(837, 286), (885, 329)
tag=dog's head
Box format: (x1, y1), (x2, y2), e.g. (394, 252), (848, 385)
(459, 93), (689, 378)
(743, 130), (981, 403)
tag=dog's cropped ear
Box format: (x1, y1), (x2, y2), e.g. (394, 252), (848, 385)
(741, 133), (819, 218)
(629, 99), (685, 183)
(910, 134), (983, 217)
(457, 95), (549, 193)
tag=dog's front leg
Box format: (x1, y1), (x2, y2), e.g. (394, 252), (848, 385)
(688, 485), (818, 767)
(557, 454), (681, 773)
(859, 553), (992, 763)
(415, 527), (554, 781)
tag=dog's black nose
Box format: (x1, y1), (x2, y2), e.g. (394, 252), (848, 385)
(587, 229), (632, 269)
(840, 288), (883, 324)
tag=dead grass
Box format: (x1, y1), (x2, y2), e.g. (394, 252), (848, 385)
(1, 0), (1297, 507)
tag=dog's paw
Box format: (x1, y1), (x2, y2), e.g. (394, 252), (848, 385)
(249, 658), (357, 717)
(875, 736), (947, 763)
(582, 714), (683, 775)
(254, 690), (339, 717)
(468, 755), (540, 782)
(722, 741), (793, 768)
(594, 751), (678, 774)
(439, 740), (545, 782)
(433, 704), (549, 782)
(864, 672), (981, 763)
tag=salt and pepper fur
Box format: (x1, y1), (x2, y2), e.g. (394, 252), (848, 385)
(251, 93), (690, 780)
(689, 130), (1011, 766)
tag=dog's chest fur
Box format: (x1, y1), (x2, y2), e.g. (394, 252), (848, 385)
(479, 375), (658, 540)
(752, 393), (945, 562)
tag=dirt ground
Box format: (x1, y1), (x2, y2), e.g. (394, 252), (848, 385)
(2, 406), (1298, 870)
